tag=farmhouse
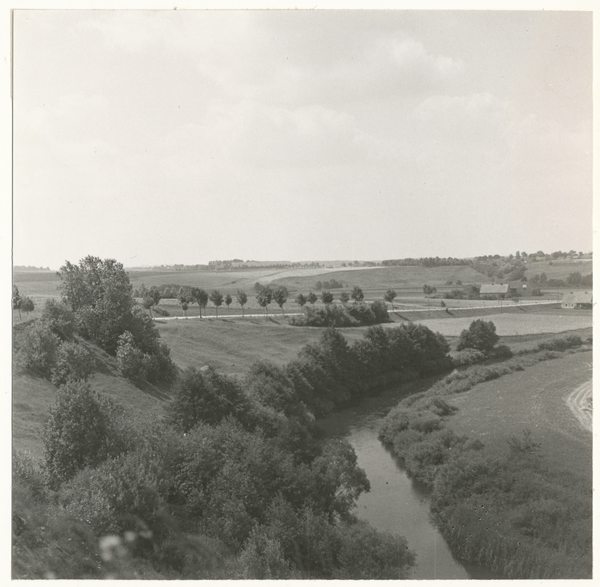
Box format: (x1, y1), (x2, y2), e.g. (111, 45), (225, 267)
(561, 291), (593, 310)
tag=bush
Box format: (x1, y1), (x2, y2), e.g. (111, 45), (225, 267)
(116, 331), (147, 382)
(17, 321), (60, 376)
(41, 299), (76, 340)
(50, 341), (95, 386)
(43, 381), (128, 488)
(452, 348), (486, 367)
(166, 367), (249, 432)
(456, 319), (500, 353)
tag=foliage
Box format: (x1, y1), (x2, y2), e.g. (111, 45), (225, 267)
(40, 299), (76, 340)
(295, 293), (307, 307)
(17, 321), (60, 376)
(272, 286), (288, 315)
(383, 289), (397, 309)
(191, 287), (209, 318)
(451, 348), (486, 367)
(43, 381), (128, 488)
(116, 331), (177, 384)
(166, 367), (249, 432)
(13, 285), (22, 317)
(209, 290), (224, 317)
(320, 290), (334, 304)
(57, 256), (134, 353)
(236, 289), (248, 316)
(350, 286), (364, 303)
(456, 319), (500, 353)
(339, 291), (350, 303)
(50, 341), (94, 386)
(224, 293), (233, 310)
(423, 284), (437, 296)
(307, 291), (318, 305)
(255, 287), (272, 317)
(22, 296), (35, 316)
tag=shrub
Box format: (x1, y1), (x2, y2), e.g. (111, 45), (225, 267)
(50, 341), (95, 386)
(490, 344), (513, 359)
(58, 447), (169, 536)
(116, 331), (147, 381)
(456, 319), (500, 353)
(41, 299), (76, 340)
(17, 321), (60, 376)
(43, 381), (128, 488)
(166, 367), (249, 432)
(370, 300), (390, 323)
(452, 348), (486, 367)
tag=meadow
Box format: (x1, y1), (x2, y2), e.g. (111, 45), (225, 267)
(446, 350), (592, 481)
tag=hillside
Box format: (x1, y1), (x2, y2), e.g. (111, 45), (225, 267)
(12, 326), (170, 461)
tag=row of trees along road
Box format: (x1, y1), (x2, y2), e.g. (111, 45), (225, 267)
(137, 284), (406, 319)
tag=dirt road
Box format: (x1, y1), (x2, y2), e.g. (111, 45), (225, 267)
(565, 380), (593, 432)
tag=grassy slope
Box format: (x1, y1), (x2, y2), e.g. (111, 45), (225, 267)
(12, 334), (171, 462)
(523, 258), (592, 280)
(155, 318), (366, 376)
(447, 350), (593, 481)
(270, 265), (487, 293)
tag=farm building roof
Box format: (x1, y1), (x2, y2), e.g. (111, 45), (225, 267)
(561, 291), (593, 305)
(480, 283), (509, 294)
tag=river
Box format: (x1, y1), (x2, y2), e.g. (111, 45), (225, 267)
(316, 377), (493, 580)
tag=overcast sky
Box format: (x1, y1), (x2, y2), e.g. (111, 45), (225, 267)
(12, 9), (592, 268)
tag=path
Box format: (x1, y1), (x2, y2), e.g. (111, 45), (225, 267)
(565, 380), (593, 432)
(157, 300), (559, 322)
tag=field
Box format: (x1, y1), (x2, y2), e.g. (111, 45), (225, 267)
(446, 350), (593, 481)
(414, 309), (592, 337)
(155, 317), (367, 376)
(523, 258), (593, 280)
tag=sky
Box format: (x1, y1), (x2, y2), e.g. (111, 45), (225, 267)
(12, 9), (593, 269)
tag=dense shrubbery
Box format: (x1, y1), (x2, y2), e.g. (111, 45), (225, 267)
(289, 301), (390, 327)
(17, 322), (452, 578)
(431, 441), (592, 579)
(43, 381), (129, 488)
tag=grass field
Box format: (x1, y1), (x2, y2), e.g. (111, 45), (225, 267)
(414, 310), (592, 337)
(446, 350), (593, 481)
(523, 258), (593, 280)
(155, 317), (367, 375)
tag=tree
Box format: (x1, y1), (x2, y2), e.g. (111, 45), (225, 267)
(272, 286), (288, 316)
(12, 286), (22, 319)
(315, 281), (323, 290)
(321, 290), (334, 305)
(237, 289), (248, 317)
(224, 293), (233, 313)
(191, 287), (209, 319)
(210, 290), (224, 317)
(339, 291), (350, 304)
(295, 293), (307, 308)
(166, 366), (248, 432)
(178, 293), (190, 318)
(567, 272), (582, 286)
(56, 256), (134, 353)
(456, 319), (500, 354)
(21, 296), (34, 317)
(351, 286), (364, 304)
(307, 291), (318, 306)
(423, 285), (437, 297)
(383, 289), (397, 310)
(256, 287), (272, 319)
